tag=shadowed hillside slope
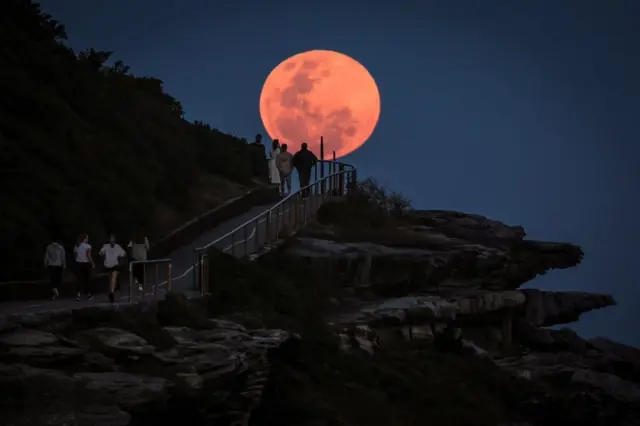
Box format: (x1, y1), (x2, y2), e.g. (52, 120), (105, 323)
(0, 0), (267, 280)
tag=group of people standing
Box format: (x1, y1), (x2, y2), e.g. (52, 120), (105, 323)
(43, 233), (150, 303)
(264, 135), (318, 198)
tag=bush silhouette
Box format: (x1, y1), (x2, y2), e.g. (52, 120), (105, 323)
(0, 0), (267, 280)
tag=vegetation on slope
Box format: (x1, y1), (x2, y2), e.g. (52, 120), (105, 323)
(0, 0), (267, 280)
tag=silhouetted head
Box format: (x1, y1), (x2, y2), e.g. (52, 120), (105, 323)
(255, 133), (262, 143)
(281, 143), (288, 152)
(301, 143), (308, 150)
(77, 233), (88, 245)
(109, 234), (116, 246)
(272, 139), (280, 151)
(133, 232), (146, 244)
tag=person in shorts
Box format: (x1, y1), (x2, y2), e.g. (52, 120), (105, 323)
(276, 143), (294, 196)
(44, 237), (66, 300)
(74, 233), (95, 301)
(99, 234), (126, 303)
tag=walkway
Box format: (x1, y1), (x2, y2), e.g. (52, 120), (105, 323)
(0, 193), (332, 317)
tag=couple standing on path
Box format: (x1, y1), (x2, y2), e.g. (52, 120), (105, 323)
(43, 233), (150, 303)
(269, 140), (318, 198)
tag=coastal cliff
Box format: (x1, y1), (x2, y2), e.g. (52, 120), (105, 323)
(1, 191), (638, 426)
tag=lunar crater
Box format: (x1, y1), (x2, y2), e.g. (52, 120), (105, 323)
(260, 50), (380, 159)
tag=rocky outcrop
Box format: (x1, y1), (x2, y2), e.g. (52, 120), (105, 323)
(521, 289), (616, 326)
(0, 296), (291, 426)
(284, 203), (637, 424)
(285, 234), (583, 292)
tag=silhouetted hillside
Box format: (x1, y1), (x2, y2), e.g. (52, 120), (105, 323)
(0, 0), (267, 280)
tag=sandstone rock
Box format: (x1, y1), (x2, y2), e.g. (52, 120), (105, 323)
(0, 328), (85, 366)
(80, 327), (155, 355)
(522, 289), (616, 326)
(406, 210), (527, 244)
(75, 371), (170, 409)
(0, 363), (131, 426)
(0, 299), (291, 426)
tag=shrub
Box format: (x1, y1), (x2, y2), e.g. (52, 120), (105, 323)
(0, 0), (267, 280)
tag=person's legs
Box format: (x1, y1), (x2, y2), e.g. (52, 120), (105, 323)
(285, 173), (292, 194)
(133, 263), (145, 291)
(299, 169), (311, 198)
(84, 263), (93, 299)
(75, 262), (83, 300)
(49, 266), (61, 299)
(108, 268), (118, 303)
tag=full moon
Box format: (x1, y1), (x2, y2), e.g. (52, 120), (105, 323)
(259, 50), (381, 159)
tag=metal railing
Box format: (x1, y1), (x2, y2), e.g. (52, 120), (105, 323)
(128, 258), (173, 302)
(192, 160), (357, 295)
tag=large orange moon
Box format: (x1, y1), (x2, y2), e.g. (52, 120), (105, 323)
(259, 50), (381, 159)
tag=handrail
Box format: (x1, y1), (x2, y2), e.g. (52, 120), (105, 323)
(196, 162), (355, 252)
(192, 160), (357, 294)
(128, 258), (172, 303)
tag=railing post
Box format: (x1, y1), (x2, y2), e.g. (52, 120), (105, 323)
(192, 250), (197, 290)
(348, 169), (358, 197)
(266, 211), (272, 245)
(294, 192), (300, 231)
(128, 262), (133, 303)
(204, 255), (209, 295)
(244, 224), (249, 256)
(320, 137), (325, 196)
(167, 263), (173, 293)
(339, 164), (345, 195)
(154, 263), (159, 301)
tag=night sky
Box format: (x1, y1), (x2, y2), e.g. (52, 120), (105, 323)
(39, 0), (639, 346)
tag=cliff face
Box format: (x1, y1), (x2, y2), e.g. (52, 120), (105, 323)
(282, 204), (639, 425)
(1, 202), (638, 426)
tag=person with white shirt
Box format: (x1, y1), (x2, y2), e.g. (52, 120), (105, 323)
(73, 233), (94, 301)
(128, 233), (150, 291)
(44, 237), (66, 300)
(99, 234), (126, 303)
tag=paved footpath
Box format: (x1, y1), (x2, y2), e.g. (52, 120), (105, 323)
(0, 195), (327, 317)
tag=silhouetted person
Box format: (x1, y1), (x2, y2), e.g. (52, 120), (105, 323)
(100, 234), (126, 303)
(44, 237), (66, 300)
(276, 143), (293, 196)
(73, 233), (94, 301)
(269, 139), (281, 185)
(128, 233), (150, 292)
(251, 133), (263, 146)
(250, 133), (269, 181)
(292, 143), (318, 198)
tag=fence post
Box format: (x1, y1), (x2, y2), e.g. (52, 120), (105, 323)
(339, 164), (345, 195)
(266, 211), (272, 245)
(320, 137), (325, 196)
(348, 169), (358, 197)
(167, 263), (173, 293)
(154, 263), (159, 301)
(244, 224), (249, 256)
(294, 192), (300, 231)
(128, 262), (133, 303)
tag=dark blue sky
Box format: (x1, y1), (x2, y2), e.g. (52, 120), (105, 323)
(40, 0), (639, 346)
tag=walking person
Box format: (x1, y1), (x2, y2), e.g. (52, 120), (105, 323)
(269, 139), (281, 186)
(44, 237), (66, 300)
(73, 233), (94, 301)
(99, 234), (126, 303)
(128, 233), (150, 292)
(292, 142), (318, 198)
(276, 143), (293, 196)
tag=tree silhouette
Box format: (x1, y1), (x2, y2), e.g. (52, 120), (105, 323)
(0, 0), (267, 280)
